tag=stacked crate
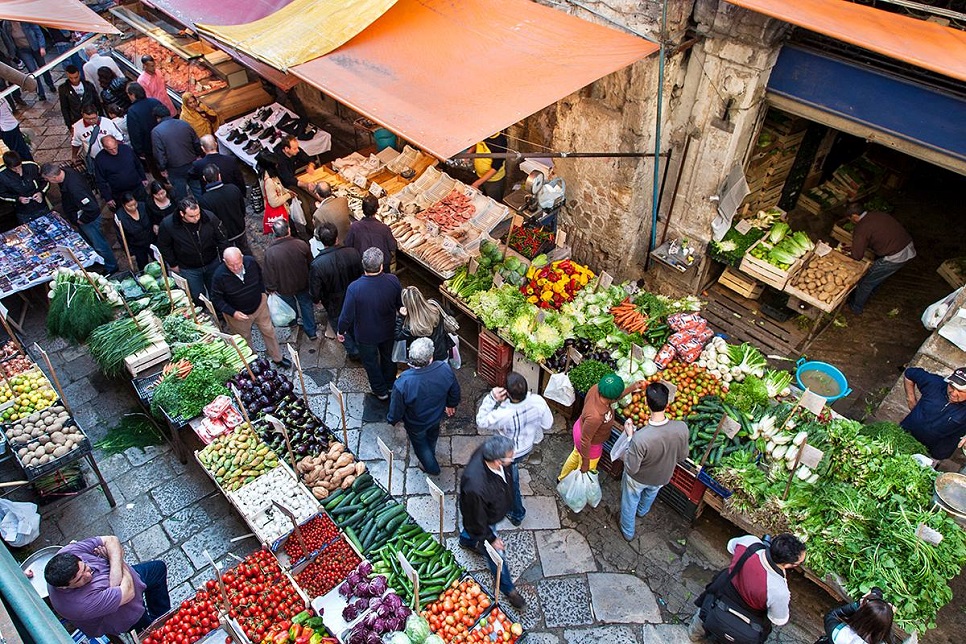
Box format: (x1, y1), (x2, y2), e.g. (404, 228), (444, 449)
(797, 155), (886, 215)
(477, 330), (513, 387)
(742, 112), (808, 214)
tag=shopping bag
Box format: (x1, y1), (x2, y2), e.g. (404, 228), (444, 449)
(0, 499), (41, 547)
(448, 333), (462, 370)
(610, 432), (632, 461)
(392, 339), (409, 363)
(288, 197), (307, 227)
(543, 372), (575, 406)
(585, 470), (602, 508)
(556, 470), (595, 513)
(267, 293), (296, 327)
(922, 287), (963, 330)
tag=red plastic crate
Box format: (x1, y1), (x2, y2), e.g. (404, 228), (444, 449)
(478, 329), (513, 369)
(477, 360), (510, 387)
(668, 462), (707, 504)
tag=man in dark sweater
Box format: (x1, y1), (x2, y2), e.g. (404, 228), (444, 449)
(0, 150), (48, 223)
(41, 163), (117, 273)
(618, 382), (689, 540)
(309, 223), (362, 343)
(152, 106), (202, 200)
(846, 202), (916, 314)
(156, 197), (226, 301)
(198, 164), (249, 255)
(387, 338), (460, 474)
(58, 65), (101, 131)
(94, 135), (146, 208)
(338, 247), (401, 400)
(458, 436), (526, 609)
(344, 195), (396, 273)
(124, 83), (166, 171)
(263, 220), (316, 340)
(210, 248), (290, 369)
(192, 135), (245, 196)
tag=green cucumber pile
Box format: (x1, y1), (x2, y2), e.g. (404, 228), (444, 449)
(686, 396), (754, 466)
(372, 531), (463, 610)
(323, 473), (407, 555)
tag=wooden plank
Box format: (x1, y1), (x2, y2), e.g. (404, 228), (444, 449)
(938, 259), (966, 289)
(703, 286), (805, 355)
(717, 267), (764, 300)
(739, 238), (808, 290)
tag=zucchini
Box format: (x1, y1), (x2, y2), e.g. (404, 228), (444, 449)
(376, 503), (407, 529)
(331, 503), (365, 516)
(344, 526), (363, 552)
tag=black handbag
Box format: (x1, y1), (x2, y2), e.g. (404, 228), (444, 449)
(698, 543), (771, 644)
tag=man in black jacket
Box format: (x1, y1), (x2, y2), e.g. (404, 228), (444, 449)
(152, 106), (201, 200)
(41, 163), (117, 273)
(124, 83), (166, 174)
(94, 135), (146, 208)
(458, 436), (526, 609)
(308, 223), (362, 343)
(192, 135), (245, 196)
(210, 248), (290, 369)
(156, 197), (226, 301)
(198, 164), (249, 254)
(58, 65), (101, 131)
(0, 150), (48, 223)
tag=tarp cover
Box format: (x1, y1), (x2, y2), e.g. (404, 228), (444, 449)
(290, 0), (657, 159)
(0, 0), (118, 33)
(196, 0), (399, 70)
(143, 0), (293, 27)
(727, 0), (966, 82)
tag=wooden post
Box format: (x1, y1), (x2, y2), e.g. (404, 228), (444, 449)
(287, 343), (309, 406)
(484, 541), (504, 605)
(150, 244), (176, 315)
(32, 343), (70, 414)
(427, 477), (445, 545)
(329, 381), (348, 445)
(782, 438), (805, 501)
(213, 331), (256, 380)
(229, 384), (252, 427)
(55, 245), (103, 302)
(377, 437), (394, 494)
(503, 213), (524, 261)
(272, 500), (309, 562)
(113, 213), (136, 272)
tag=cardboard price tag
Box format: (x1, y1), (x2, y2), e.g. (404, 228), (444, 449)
(631, 343), (645, 362)
(170, 272), (189, 292)
(555, 229), (567, 247)
(468, 257), (479, 275)
(397, 552), (417, 583)
(483, 540), (504, 570)
(598, 272), (614, 290)
(814, 241), (832, 257)
(352, 174), (368, 189)
(0, 301), (7, 319)
(329, 381), (343, 400)
(492, 271), (505, 287)
(734, 219), (753, 235)
(426, 477), (443, 503)
(510, 214), (524, 229)
(719, 415), (741, 440)
(150, 244), (164, 264)
(369, 181), (386, 198)
(916, 523), (944, 545)
(800, 389), (827, 416)
(798, 444), (824, 469)
(536, 310), (546, 324)
(377, 437), (393, 464)
(287, 343), (301, 369)
(566, 346), (583, 365)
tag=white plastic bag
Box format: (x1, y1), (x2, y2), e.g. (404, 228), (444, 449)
(288, 196), (306, 227)
(544, 372), (575, 406)
(611, 432), (632, 461)
(557, 470), (601, 513)
(392, 340), (409, 363)
(267, 293), (296, 327)
(0, 499), (41, 547)
(922, 287), (962, 330)
(448, 334), (462, 370)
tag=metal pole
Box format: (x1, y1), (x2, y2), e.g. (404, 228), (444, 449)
(450, 151), (667, 160)
(0, 36), (97, 101)
(648, 0), (668, 264)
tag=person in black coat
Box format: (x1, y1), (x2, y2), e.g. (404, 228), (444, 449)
(191, 135), (246, 195)
(97, 67), (130, 112)
(58, 65), (101, 131)
(115, 192), (154, 271)
(198, 164), (249, 254)
(40, 163), (117, 273)
(457, 436), (526, 609)
(94, 135), (146, 208)
(0, 151), (48, 223)
(125, 82), (166, 169)
(308, 223), (362, 341)
(156, 197), (226, 301)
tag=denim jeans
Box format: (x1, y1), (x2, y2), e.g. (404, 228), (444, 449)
(166, 164), (192, 200)
(848, 257), (907, 313)
(459, 529), (515, 596)
(0, 126), (33, 161)
(620, 472), (662, 539)
(406, 423), (440, 475)
(53, 42), (85, 71)
(280, 291), (317, 337)
(16, 48), (54, 98)
(131, 560), (170, 632)
(506, 455), (527, 524)
(79, 218), (118, 273)
(357, 339), (396, 397)
(178, 259), (220, 302)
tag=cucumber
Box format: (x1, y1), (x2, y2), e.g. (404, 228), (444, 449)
(385, 513), (409, 534)
(376, 503), (406, 529)
(331, 503), (365, 516)
(323, 490), (347, 511)
(344, 526), (363, 552)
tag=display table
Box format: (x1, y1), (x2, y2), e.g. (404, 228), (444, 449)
(216, 103), (332, 169)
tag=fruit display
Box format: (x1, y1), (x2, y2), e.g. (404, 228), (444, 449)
(787, 249), (869, 307)
(6, 405), (88, 470)
(252, 396), (331, 458)
(228, 466), (320, 544)
(421, 578), (493, 642)
(259, 611), (332, 644)
(282, 513), (340, 563)
(139, 589), (221, 644)
(372, 531), (463, 610)
(461, 607), (522, 644)
(217, 549), (309, 642)
(295, 536), (362, 598)
(0, 368), (58, 422)
(0, 353), (34, 378)
(297, 441), (366, 499)
(619, 362), (725, 422)
(197, 424), (280, 491)
(520, 259), (594, 309)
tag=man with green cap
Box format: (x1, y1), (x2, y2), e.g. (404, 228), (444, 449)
(559, 372), (644, 480)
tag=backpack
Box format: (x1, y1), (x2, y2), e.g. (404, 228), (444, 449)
(698, 543), (771, 644)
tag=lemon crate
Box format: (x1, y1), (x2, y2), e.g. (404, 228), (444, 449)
(0, 367), (58, 422)
(739, 238), (808, 290)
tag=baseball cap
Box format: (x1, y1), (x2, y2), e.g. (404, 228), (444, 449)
(945, 367), (966, 391)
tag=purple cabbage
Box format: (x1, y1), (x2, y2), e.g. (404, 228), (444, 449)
(355, 581), (371, 597)
(338, 581), (352, 597)
(359, 561), (373, 576)
(369, 596), (383, 611)
(342, 604), (359, 622)
(354, 598), (368, 611)
(369, 575), (387, 595)
(383, 592), (402, 610)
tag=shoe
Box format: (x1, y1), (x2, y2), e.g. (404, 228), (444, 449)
(506, 591), (526, 610)
(273, 357), (293, 369)
(458, 540), (485, 555)
(621, 531), (635, 542)
(297, 125), (317, 141)
(507, 515), (524, 527)
(258, 126), (277, 141)
(306, 334), (318, 341)
(243, 140), (263, 155)
(373, 393), (389, 401)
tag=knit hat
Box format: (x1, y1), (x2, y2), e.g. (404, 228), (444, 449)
(597, 373), (625, 400)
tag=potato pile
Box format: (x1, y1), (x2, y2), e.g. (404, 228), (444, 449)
(6, 405), (86, 469)
(297, 441), (366, 500)
(789, 251), (867, 305)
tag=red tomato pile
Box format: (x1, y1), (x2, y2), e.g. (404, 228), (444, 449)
(295, 537), (361, 597)
(422, 578), (492, 642)
(461, 607), (523, 643)
(141, 590), (220, 644)
(220, 549), (306, 642)
(283, 514), (339, 561)
(620, 362), (724, 422)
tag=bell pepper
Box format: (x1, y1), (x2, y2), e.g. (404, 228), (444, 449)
(292, 610), (312, 625)
(276, 620), (292, 632)
(305, 617), (325, 630)
(271, 632), (290, 644)
(295, 635), (312, 644)
(289, 624), (302, 640)
(309, 635), (324, 644)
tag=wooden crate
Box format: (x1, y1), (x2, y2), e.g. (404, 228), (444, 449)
(784, 253), (871, 314)
(830, 219), (852, 245)
(124, 341), (171, 377)
(717, 266), (764, 300)
(938, 259), (966, 289)
(739, 238), (807, 290)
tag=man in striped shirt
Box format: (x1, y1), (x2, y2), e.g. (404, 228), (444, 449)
(476, 372), (553, 525)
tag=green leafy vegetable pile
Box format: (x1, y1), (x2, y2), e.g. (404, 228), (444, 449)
(567, 360), (613, 395)
(708, 226), (764, 267)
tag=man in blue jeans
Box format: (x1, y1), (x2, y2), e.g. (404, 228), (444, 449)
(45, 535), (170, 638)
(618, 382), (690, 541)
(387, 338), (460, 475)
(263, 220), (317, 340)
(41, 162), (117, 273)
(458, 435), (526, 609)
(844, 202), (915, 314)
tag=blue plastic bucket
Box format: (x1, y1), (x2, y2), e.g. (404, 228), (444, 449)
(373, 128), (397, 151)
(795, 358), (851, 401)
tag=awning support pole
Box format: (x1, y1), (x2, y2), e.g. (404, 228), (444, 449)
(0, 35), (97, 102)
(645, 0), (668, 271)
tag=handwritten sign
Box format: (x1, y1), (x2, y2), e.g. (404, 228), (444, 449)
(352, 174), (368, 189)
(555, 229), (567, 247)
(426, 477), (443, 503)
(734, 219), (753, 235)
(631, 344), (645, 362)
(369, 181), (386, 198)
(510, 214), (524, 229)
(566, 346), (583, 365)
(800, 389), (827, 416)
(483, 540), (504, 571)
(492, 271), (505, 287)
(536, 310), (546, 324)
(329, 382), (348, 444)
(329, 381), (343, 400)
(467, 257), (479, 275)
(150, 244), (164, 264)
(916, 523), (944, 545)
(719, 415), (742, 440)
(397, 552), (417, 582)
(598, 271), (614, 290)
(0, 301), (7, 319)
(798, 444), (824, 470)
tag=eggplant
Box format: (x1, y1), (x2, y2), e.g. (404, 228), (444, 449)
(263, 369), (277, 381)
(257, 395), (270, 407)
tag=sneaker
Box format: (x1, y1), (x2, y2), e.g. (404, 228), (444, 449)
(306, 334), (318, 341)
(374, 393), (389, 402)
(507, 515), (524, 527)
(273, 357), (293, 369)
(506, 591), (526, 609)
(458, 539), (485, 555)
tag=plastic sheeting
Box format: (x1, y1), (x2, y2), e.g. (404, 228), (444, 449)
(143, 0), (293, 27)
(727, 0), (966, 82)
(0, 0), (118, 33)
(196, 0), (399, 70)
(290, 0), (657, 160)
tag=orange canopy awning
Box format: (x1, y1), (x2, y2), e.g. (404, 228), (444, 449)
(726, 0), (966, 82)
(0, 0), (118, 33)
(290, 0), (657, 160)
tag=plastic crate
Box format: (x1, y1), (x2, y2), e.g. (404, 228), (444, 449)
(596, 426), (624, 479)
(668, 462), (707, 504)
(478, 330), (513, 369)
(477, 361), (510, 388)
(697, 467), (733, 499)
(657, 480), (702, 522)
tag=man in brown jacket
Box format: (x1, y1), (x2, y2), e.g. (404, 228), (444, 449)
(619, 382), (689, 540)
(263, 220), (317, 340)
(846, 202), (915, 314)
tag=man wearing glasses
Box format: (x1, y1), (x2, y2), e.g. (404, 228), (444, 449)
(44, 535), (170, 638)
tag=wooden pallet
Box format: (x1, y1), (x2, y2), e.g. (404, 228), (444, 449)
(938, 259), (966, 289)
(717, 266), (764, 300)
(701, 285), (806, 355)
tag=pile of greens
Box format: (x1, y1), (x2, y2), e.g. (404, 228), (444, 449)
(150, 367), (232, 421)
(94, 413), (164, 454)
(708, 226), (765, 267)
(567, 359), (613, 395)
(859, 421), (928, 456)
(723, 375), (769, 412)
(47, 280), (115, 343)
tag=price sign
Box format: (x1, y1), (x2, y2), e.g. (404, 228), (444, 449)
(377, 437), (394, 492)
(150, 244), (164, 264)
(566, 346), (583, 365)
(536, 310), (546, 324)
(598, 271), (614, 290)
(265, 414), (300, 475)
(369, 181), (386, 198)
(352, 174), (368, 189)
(631, 343), (645, 362)
(329, 382), (348, 445)
(799, 444), (825, 469)
(734, 219), (753, 235)
(397, 551), (419, 609)
(800, 389), (827, 416)
(659, 380), (677, 404)
(555, 229), (567, 247)
(814, 241), (832, 257)
(468, 257), (479, 275)
(287, 343), (309, 405)
(169, 272), (188, 292)
(0, 301), (6, 319)
(511, 214), (524, 229)
(719, 415), (741, 440)
(483, 540), (505, 603)
(492, 271), (505, 287)
(427, 477), (445, 545)
(916, 523), (944, 545)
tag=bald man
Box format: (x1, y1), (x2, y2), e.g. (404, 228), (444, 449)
(191, 134), (245, 195)
(312, 182), (352, 242)
(82, 45), (122, 85)
(210, 247), (290, 369)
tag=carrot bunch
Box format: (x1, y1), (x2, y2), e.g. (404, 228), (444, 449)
(610, 298), (650, 334)
(162, 359), (193, 379)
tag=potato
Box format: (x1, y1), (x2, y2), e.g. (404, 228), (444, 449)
(50, 431), (66, 445)
(38, 434), (50, 445)
(45, 443), (58, 454)
(64, 439), (76, 451)
(48, 422), (63, 434)
(52, 446), (68, 458)
(17, 447), (28, 457)
(38, 454), (50, 464)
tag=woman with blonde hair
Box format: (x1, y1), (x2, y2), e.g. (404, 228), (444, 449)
(395, 286), (454, 362)
(179, 91), (221, 138)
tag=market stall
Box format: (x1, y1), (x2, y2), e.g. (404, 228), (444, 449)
(216, 103), (332, 169)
